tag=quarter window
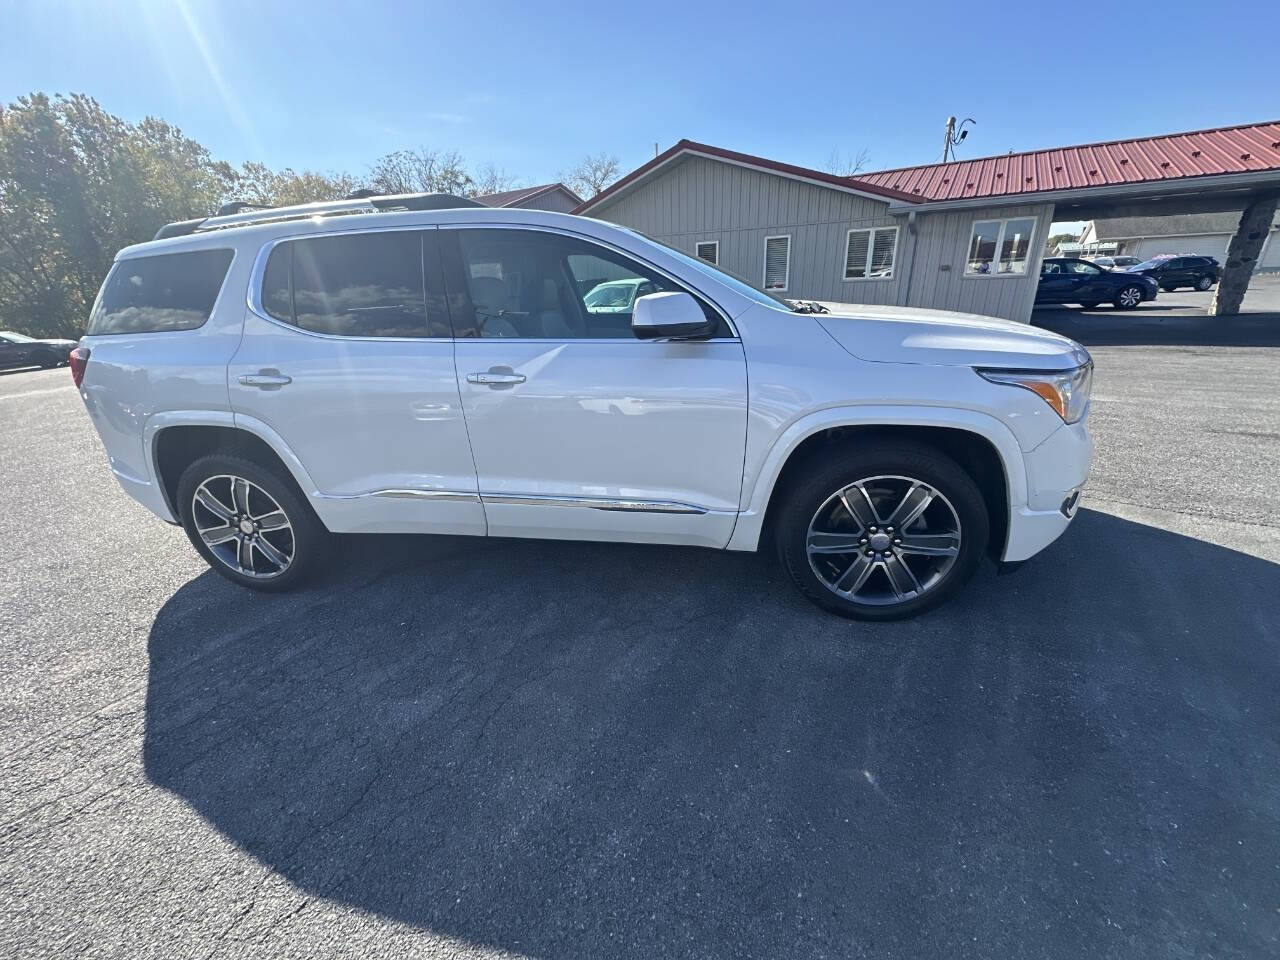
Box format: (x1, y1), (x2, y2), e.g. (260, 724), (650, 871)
(88, 249), (234, 335)
(763, 235), (790, 291)
(844, 227), (898, 280)
(448, 229), (727, 339)
(695, 241), (719, 265)
(260, 231), (436, 338)
(965, 217), (1038, 276)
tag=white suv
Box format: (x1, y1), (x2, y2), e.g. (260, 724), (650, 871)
(73, 194), (1092, 620)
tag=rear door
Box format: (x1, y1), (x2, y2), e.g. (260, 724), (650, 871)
(1064, 259), (1109, 300)
(444, 226), (748, 548)
(228, 228), (485, 536)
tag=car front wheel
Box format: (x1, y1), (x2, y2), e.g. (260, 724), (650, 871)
(176, 453), (327, 591)
(1114, 285), (1145, 309)
(776, 442), (989, 620)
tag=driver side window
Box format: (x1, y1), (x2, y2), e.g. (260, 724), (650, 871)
(446, 229), (728, 339)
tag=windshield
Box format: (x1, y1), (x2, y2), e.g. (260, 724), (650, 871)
(0, 331), (36, 342)
(1131, 258), (1168, 271)
(631, 230), (796, 311)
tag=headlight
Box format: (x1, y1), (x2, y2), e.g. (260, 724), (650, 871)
(976, 361), (1093, 423)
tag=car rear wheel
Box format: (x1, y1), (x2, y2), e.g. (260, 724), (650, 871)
(776, 442), (989, 621)
(1114, 285), (1145, 309)
(176, 453), (327, 591)
(1195, 275), (1214, 291)
(1160, 284), (1177, 293)
(35, 351), (62, 369)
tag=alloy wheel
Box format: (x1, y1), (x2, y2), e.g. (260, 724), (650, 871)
(191, 475), (295, 579)
(806, 475), (962, 606)
(1118, 286), (1142, 307)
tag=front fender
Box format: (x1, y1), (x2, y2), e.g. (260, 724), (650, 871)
(726, 405), (1028, 552)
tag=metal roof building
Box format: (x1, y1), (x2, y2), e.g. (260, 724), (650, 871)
(576, 122), (1280, 322)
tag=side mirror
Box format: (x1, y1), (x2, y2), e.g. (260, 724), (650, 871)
(631, 291), (715, 340)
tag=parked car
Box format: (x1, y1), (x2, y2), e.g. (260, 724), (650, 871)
(73, 196), (1093, 620)
(1090, 256), (1141, 270)
(1036, 258), (1159, 309)
(582, 277), (658, 314)
(0, 331), (77, 370)
(1125, 255), (1221, 291)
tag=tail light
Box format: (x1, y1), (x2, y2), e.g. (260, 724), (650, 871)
(69, 345), (90, 388)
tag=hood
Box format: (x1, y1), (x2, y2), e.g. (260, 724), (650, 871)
(815, 304), (1088, 370)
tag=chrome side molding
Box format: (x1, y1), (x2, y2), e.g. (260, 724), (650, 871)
(320, 488), (710, 515)
(482, 493), (708, 515)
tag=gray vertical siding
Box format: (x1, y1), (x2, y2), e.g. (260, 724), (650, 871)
(514, 188), (581, 213)
(588, 154), (1053, 322)
(589, 156), (908, 305)
(904, 202), (1055, 322)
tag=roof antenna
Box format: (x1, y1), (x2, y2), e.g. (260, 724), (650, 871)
(943, 116), (975, 163)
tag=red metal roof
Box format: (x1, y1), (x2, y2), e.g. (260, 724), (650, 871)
(856, 121), (1280, 202)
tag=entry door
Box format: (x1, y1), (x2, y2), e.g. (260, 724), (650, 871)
(228, 228), (485, 536)
(443, 227), (748, 549)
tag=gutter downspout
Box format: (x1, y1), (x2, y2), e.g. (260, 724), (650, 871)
(897, 209), (918, 307)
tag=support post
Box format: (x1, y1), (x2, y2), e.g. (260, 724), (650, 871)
(1209, 195), (1279, 316)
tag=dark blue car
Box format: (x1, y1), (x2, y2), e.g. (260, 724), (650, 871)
(1035, 257), (1159, 310)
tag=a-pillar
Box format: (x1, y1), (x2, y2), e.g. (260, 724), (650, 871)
(1209, 195), (1279, 316)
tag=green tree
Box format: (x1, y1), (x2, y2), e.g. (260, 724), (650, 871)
(0, 93), (234, 337)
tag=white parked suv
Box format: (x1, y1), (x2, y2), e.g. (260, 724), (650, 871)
(73, 194), (1092, 620)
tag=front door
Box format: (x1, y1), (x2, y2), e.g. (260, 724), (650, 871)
(228, 228), (485, 536)
(443, 226), (748, 548)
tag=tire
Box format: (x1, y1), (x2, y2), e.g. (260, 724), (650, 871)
(1195, 275), (1214, 291)
(176, 453), (327, 591)
(1113, 284), (1145, 309)
(775, 441), (989, 621)
(35, 351), (61, 369)
(1160, 285), (1177, 293)
(1079, 301), (1100, 309)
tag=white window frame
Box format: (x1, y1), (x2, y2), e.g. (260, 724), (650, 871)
(964, 215), (1040, 279)
(843, 226), (898, 282)
(763, 234), (791, 292)
(695, 240), (719, 266)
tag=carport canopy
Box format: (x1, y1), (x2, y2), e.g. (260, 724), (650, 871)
(858, 121), (1280, 315)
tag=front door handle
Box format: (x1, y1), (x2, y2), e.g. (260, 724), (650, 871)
(238, 371), (292, 388)
(466, 370), (526, 386)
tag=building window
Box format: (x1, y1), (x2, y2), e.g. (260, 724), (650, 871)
(695, 241), (719, 266)
(844, 227), (898, 280)
(763, 235), (790, 291)
(965, 217), (1038, 276)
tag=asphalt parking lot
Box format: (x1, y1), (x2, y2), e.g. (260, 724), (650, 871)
(2, 287), (1279, 959)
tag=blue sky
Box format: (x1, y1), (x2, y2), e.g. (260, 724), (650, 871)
(3, 0), (1278, 188)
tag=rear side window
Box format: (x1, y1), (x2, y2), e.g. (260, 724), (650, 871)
(89, 249), (234, 335)
(259, 231), (438, 338)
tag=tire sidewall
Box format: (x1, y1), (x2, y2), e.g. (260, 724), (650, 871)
(777, 443), (990, 621)
(1196, 275), (1213, 291)
(176, 453), (324, 591)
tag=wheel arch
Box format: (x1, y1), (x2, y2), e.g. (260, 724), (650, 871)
(147, 413), (320, 523)
(729, 408), (1026, 558)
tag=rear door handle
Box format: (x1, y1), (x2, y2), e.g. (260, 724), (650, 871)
(238, 372), (292, 388)
(466, 371), (526, 386)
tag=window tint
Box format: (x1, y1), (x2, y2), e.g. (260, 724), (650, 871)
(450, 229), (728, 339)
(89, 249), (234, 335)
(1041, 261), (1062, 275)
(1065, 260), (1102, 275)
(262, 231), (433, 338)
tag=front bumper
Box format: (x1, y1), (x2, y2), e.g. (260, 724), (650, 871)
(1003, 417), (1092, 562)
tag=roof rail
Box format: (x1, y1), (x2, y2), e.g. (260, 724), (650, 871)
(151, 192), (484, 241)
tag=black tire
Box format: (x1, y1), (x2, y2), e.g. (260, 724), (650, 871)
(35, 351), (61, 369)
(176, 453), (327, 592)
(1113, 284), (1145, 309)
(1160, 285), (1177, 293)
(1195, 275), (1214, 291)
(775, 441), (989, 621)
(1079, 301), (1100, 309)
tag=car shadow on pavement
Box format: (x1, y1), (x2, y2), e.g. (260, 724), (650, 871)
(142, 509), (1280, 959)
(1033, 307), (1280, 347)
